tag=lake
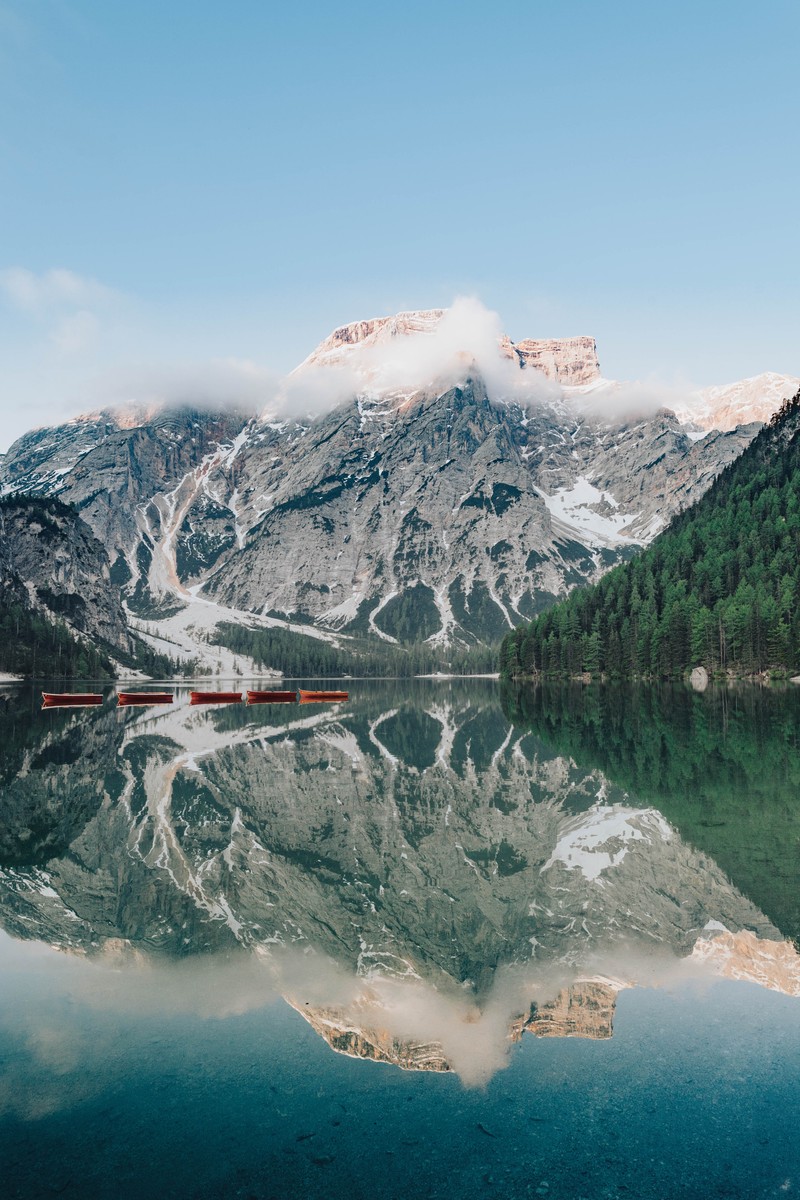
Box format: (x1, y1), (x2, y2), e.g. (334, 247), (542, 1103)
(1, 679), (798, 1199)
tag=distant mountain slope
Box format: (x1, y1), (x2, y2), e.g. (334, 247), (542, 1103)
(0, 496), (188, 679)
(676, 371), (800, 431)
(501, 390), (800, 679)
(204, 377), (755, 643)
(0, 496), (130, 678)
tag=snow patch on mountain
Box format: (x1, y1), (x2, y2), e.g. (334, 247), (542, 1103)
(541, 805), (674, 882)
(537, 476), (642, 548)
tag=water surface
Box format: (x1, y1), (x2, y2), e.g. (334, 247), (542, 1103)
(1, 679), (798, 1198)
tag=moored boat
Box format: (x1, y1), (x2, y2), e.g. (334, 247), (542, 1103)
(298, 689), (349, 703)
(189, 691), (242, 704)
(117, 692), (174, 706)
(246, 690), (297, 704)
(42, 692), (104, 709)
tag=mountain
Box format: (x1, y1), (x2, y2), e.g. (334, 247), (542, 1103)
(0, 308), (788, 664)
(0, 496), (135, 678)
(289, 978), (619, 1074)
(301, 308), (602, 385)
(676, 371), (800, 431)
(501, 390), (800, 679)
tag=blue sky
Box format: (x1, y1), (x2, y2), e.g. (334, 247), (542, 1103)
(1, 0), (798, 446)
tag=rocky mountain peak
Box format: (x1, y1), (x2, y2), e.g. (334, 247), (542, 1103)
(298, 309), (447, 370)
(675, 371), (800, 431)
(299, 306), (601, 388)
(512, 335), (601, 385)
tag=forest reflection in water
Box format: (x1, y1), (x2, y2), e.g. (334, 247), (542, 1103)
(501, 679), (800, 943)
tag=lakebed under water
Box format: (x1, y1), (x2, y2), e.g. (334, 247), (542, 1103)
(0, 679), (798, 1199)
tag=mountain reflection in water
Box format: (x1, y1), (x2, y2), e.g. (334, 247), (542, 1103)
(0, 679), (798, 1085)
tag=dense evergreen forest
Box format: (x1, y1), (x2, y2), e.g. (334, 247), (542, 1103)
(212, 622), (498, 677)
(502, 391), (800, 679)
(0, 593), (115, 679)
(501, 681), (800, 943)
(0, 590), (187, 680)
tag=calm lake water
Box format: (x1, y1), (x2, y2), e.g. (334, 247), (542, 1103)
(1, 679), (799, 1199)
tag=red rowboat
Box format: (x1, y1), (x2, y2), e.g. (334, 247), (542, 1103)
(117, 692), (174, 706)
(298, 689), (349, 703)
(189, 691), (242, 704)
(42, 692), (103, 709)
(246, 690), (297, 704)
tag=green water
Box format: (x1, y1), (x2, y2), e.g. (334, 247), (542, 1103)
(0, 679), (798, 1198)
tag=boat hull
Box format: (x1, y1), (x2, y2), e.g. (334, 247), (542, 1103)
(117, 692), (174, 706)
(189, 691), (242, 705)
(42, 692), (103, 709)
(298, 689), (349, 703)
(246, 690), (297, 704)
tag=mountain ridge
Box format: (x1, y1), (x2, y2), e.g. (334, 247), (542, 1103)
(0, 308), (794, 668)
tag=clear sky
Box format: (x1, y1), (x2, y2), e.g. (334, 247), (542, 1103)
(1, 0), (799, 447)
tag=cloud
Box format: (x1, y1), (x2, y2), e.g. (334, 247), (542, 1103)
(14, 297), (556, 430)
(84, 298), (551, 424)
(0, 266), (117, 313)
(274, 296), (562, 420)
(87, 356), (279, 415)
(0, 285), (702, 443)
(575, 375), (700, 422)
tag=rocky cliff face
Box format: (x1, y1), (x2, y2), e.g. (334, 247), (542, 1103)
(0, 497), (133, 657)
(203, 381), (754, 642)
(0, 308), (785, 656)
(512, 980), (618, 1040)
(290, 997), (453, 1072)
(512, 336), (600, 384)
(299, 310), (447, 369)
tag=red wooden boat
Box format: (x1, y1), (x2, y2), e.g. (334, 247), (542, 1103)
(246, 690), (297, 704)
(189, 691), (242, 705)
(42, 692), (103, 709)
(298, 689), (349, 703)
(117, 692), (174, 706)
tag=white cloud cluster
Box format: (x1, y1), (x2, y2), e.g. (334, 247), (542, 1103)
(89, 357), (279, 415)
(274, 296), (562, 418)
(575, 376), (700, 423)
(0, 272), (709, 446)
(85, 300), (565, 427)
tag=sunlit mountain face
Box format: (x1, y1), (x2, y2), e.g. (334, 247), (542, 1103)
(2, 679), (798, 1086)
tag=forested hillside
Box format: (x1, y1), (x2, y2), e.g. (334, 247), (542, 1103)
(213, 622), (497, 678)
(502, 390), (800, 679)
